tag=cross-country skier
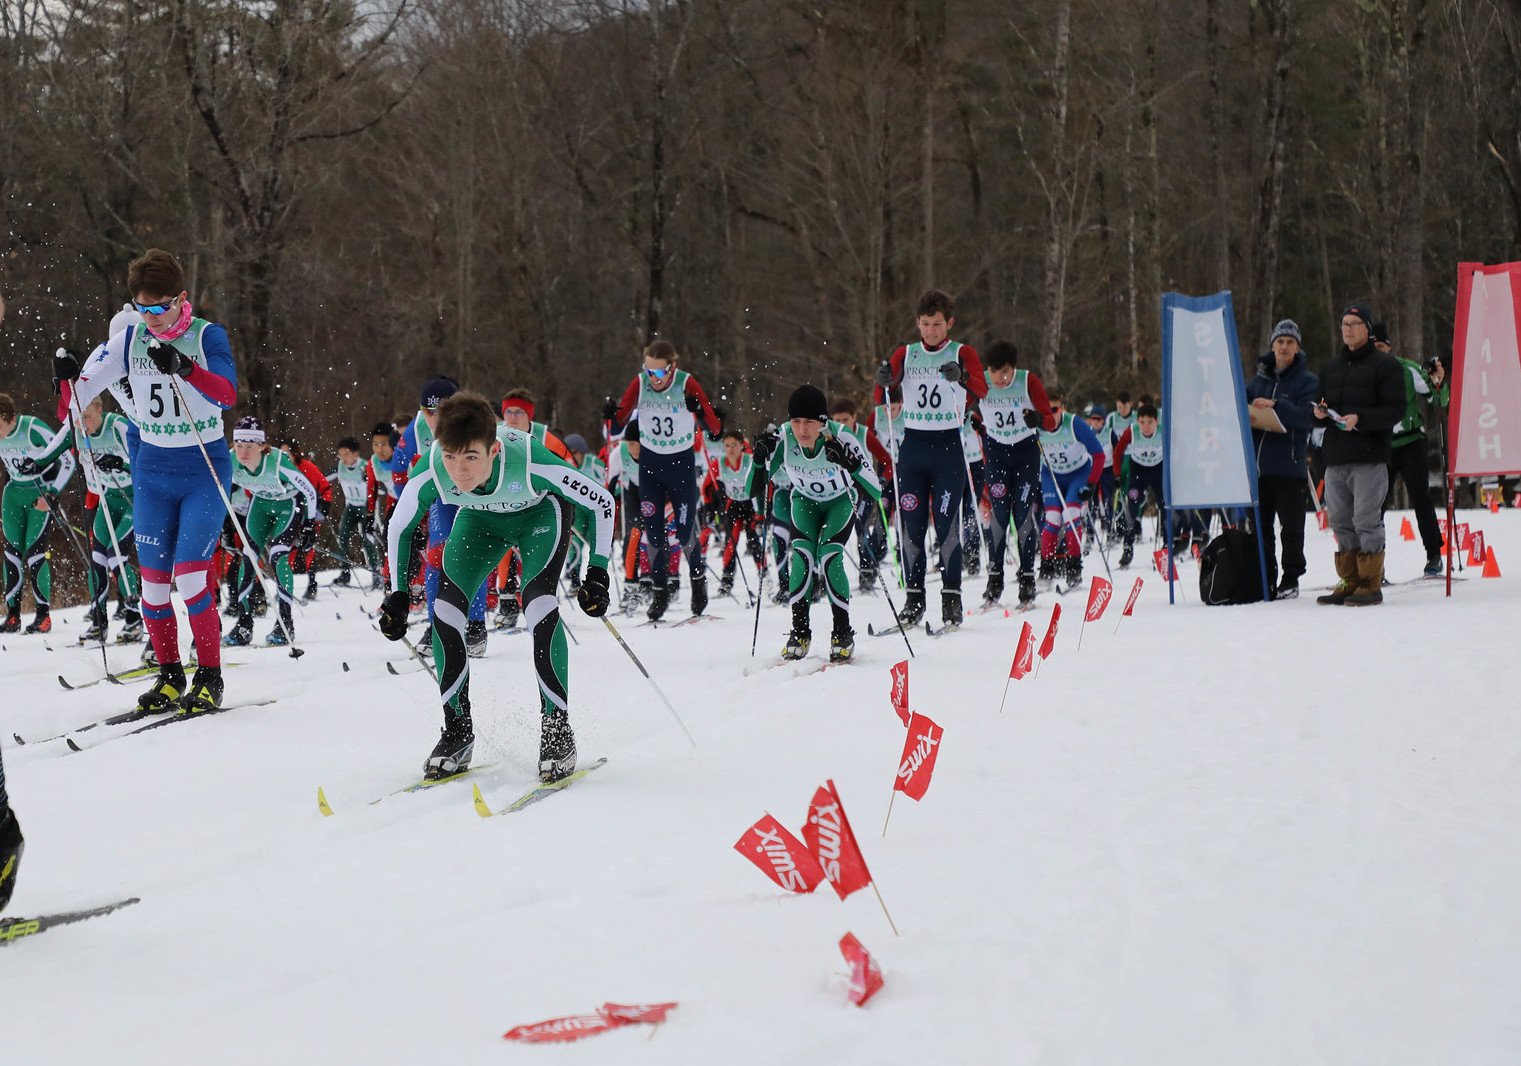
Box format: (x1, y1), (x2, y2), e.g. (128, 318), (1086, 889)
(28, 395), (142, 643)
(330, 436), (380, 586)
(378, 392), (616, 782)
(1112, 402), (1166, 568)
(753, 385), (882, 662)
(65, 249), (239, 713)
(0, 743), (19, 912)
(0, 394), (77, 633)
(872, 290), (988, 627)
(1036, 391), (1105, 589)
(713, 430), (764, 598)
(828, 397), (892, 593)
(225, 418), (319, 646)
(604, 340), (724, 621)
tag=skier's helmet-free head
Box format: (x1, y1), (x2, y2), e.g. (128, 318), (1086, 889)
(563, 433), (589, 455)
(233, 415), (266, 445)
(787, 384), (828, 423)
(420, 376), (459, 411)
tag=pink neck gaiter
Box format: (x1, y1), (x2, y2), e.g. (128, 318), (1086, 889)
(148, 299), (195, 342)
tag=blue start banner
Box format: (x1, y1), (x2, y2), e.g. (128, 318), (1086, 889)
(1161, 291), (1258, 509)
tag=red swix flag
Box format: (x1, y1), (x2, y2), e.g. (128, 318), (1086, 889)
(1008, 621), (1036, 680)
(803, 780), (873, 901)
(895, 713), (943, 801)
(1152, 547), (1178, 579)
(1038, 602), (1061, 659)
(839, 933), (885, 1007)
(1122, 577), (1144, 617)
(1456, 522), (1471, 551)
(1084, 575), (1113, 621)
(889, 661), (909, 727)
(1469, 529), (1487, 565)
(734, 813), (826, 894)
(503, 1013), (621, 1044)
(600, 1002), (679, 1025)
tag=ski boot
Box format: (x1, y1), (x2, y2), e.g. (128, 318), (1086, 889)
(79, 608), (108, 645)
(332, 570), (352, 587)
(23, 609), (50, 635)
(897, 588), (926, 627)
(112, 599), (127, 620)
(0, 611), (19, 634)
(302, 575), (319, 602)
(647, 583), (671, 622)
(1017, 570), (1037, 608)
(137, 662), (188, 713)
(1119, 545), (1134, 569)
(250, 583), (269, 617)
(982, 572), (1004, 606)
(140, 642), (159, 666)
(1037, 557), (1057, 591)
(1063, 555), (1083, 589)
(782, 629), (811, 661)
(829, 618), (855, 664)
(264, 622), (292, 647)
(117, 605), (144, 644)
(858, 564), (878, 594)
(180, 666), (224, 714)
(1422, 553), (1442, 578)
(538, 708), (577, 783)
(717, 569), (735, 599)
(941, 590), (962, 630)
(222, 613), (253, 647)
(425, 711), (475, 780)
(466, 619), (487, 659)
(0, 806), (22, 911)
(222, 595), (241, 618)
(690, 574), (708, 617)
(497, 592), (520, 629)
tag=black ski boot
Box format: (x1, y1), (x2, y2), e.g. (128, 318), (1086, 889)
(1119, 545), (1134, 569)
(250, 582), (269, 617)
(782, 600), (811, 660)
(137, 662), (188, 713)
(79, 606), (108, 645)
(118, 603), (144, 643)
(941, 590), (962, 630)
(23, 609), (50, 635)
(332, 570), (352, 587)
(1037, 557), (1056, 590)
(982, 572), (1004, 606)
(538, 708), (577, 783)
(1017, 570), (1037, 607)
(858, 564), (878, 593)
(222, 612), (254, 647)
(690, 574), (708, 616)
(897, 588), (926, 626)
(180, 666), (224, 714)
(647, 583), (671, 622)
(0, 806), (22, 911)
(0, 611), (18, 634)
(497, 591), (520, 629)
(829, 606), (854, 663)
(425, 710), (475, 780)
(717, 569), (734, 598)
(466, 619), (488, 659)
(302, 575), (318, 602)
(1063, 555), (1083, 589)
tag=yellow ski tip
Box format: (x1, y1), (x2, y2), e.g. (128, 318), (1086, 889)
(317, 787), (334, 817)
(472, 782), (494, 819)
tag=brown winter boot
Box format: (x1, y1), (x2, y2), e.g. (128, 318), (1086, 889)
(1344, 552), (1386, 606)
(1316, 551), (1358, 605)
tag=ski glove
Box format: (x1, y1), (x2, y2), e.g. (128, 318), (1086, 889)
(577, 566), (611, 617)
(1079, 485), (1095, 503)
(15, 457), (41, 478)
(378, 590), (411, 641)
(752, 431), (780, 466)
(684, 392), (703, 415)
(601, 397), (619, 422)
(875, 362), (895, 388)
(938, 360), (963, 383)
(145, 339), (193, 377)
(53, 347), (83, 390)
(93, 454), (127, 473)
(1023, 409), (1044, 429)
(822, 434), (861, 472)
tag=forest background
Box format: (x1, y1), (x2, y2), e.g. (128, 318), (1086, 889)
(3, 0), (1520, 446)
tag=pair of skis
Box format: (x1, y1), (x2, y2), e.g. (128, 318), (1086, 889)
(317, 758), (607, 818)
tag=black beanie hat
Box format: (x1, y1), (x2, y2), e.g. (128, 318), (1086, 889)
(420, 375), (458, 409)
(1341, 304), (1375, 330)
(787, 384), (828, 422)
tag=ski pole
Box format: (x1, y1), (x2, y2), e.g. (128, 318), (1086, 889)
(64, 385), (132, 673)
(752, 482), (773, 657)
(166, 377), (302, 658)
(1083, 498), (1114, 581)
(599, 616), (696, 746)
(854, 551), (914, 658)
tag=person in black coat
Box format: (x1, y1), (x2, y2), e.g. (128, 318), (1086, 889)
(1312, 304), (1407, 605)
(1246, 319), (1320, 597)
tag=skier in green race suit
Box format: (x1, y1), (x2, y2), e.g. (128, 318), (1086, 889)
(752, 385), (882, 664)
(379, 391), (616, 783)
(0, 394), (77, 633)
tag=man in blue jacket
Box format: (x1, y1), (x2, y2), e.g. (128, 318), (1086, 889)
(1246, 320), (1320, 598)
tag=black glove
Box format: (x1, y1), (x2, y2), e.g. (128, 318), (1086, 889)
(94, 453), (127, 473)
(875, 362), (895, 388)
(601, 397), (618, 421)
(938, 360), (963, 383)
(752, 431), (779, 466)
(53, 347), (83, 391)
(1023, 409), (1044, 429)
(684, 393), (703, 414)
(378, 589), (411, 641)
(1079, 484), (1095, 503)
(298, 521), (316, 554)
(146, 339), (193, 376)
(822, 434), (861, 472)
(712, 402), (728, 426)
(577, 566), (611, 617)
(15, 457), (41, 478)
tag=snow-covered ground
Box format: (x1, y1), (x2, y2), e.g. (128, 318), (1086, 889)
(2, 510), (1518, 1065)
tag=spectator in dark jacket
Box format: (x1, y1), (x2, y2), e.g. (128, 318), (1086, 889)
(1246, 319), (1319, 598)
(1312, 303), (1407, 606)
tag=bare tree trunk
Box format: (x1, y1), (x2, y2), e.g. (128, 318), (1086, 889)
(1038, 0), (1074, 385)
(1390, 0), (1429, 351)
(1254, 0), (1291, 342)
(1141, 1), (1164, 371)
(1206, 0), (1230, 289)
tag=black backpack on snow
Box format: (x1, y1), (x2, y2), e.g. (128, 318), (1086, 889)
(1198, 529), (1265, 605)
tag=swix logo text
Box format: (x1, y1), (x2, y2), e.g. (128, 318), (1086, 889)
(751, 827), (809, 892)
(1091, 585), (1111, 612)
(898, 729), (939, 782)
(808, 803), (844, 883)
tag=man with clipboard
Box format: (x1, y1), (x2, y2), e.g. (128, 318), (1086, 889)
(1245, 319), (1320, 599)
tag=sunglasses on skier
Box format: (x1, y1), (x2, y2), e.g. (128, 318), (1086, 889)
(644, 365), (672, 380)
(133, 295), (180, 316)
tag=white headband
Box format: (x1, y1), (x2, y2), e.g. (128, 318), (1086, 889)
(233, 427), (266, 444)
